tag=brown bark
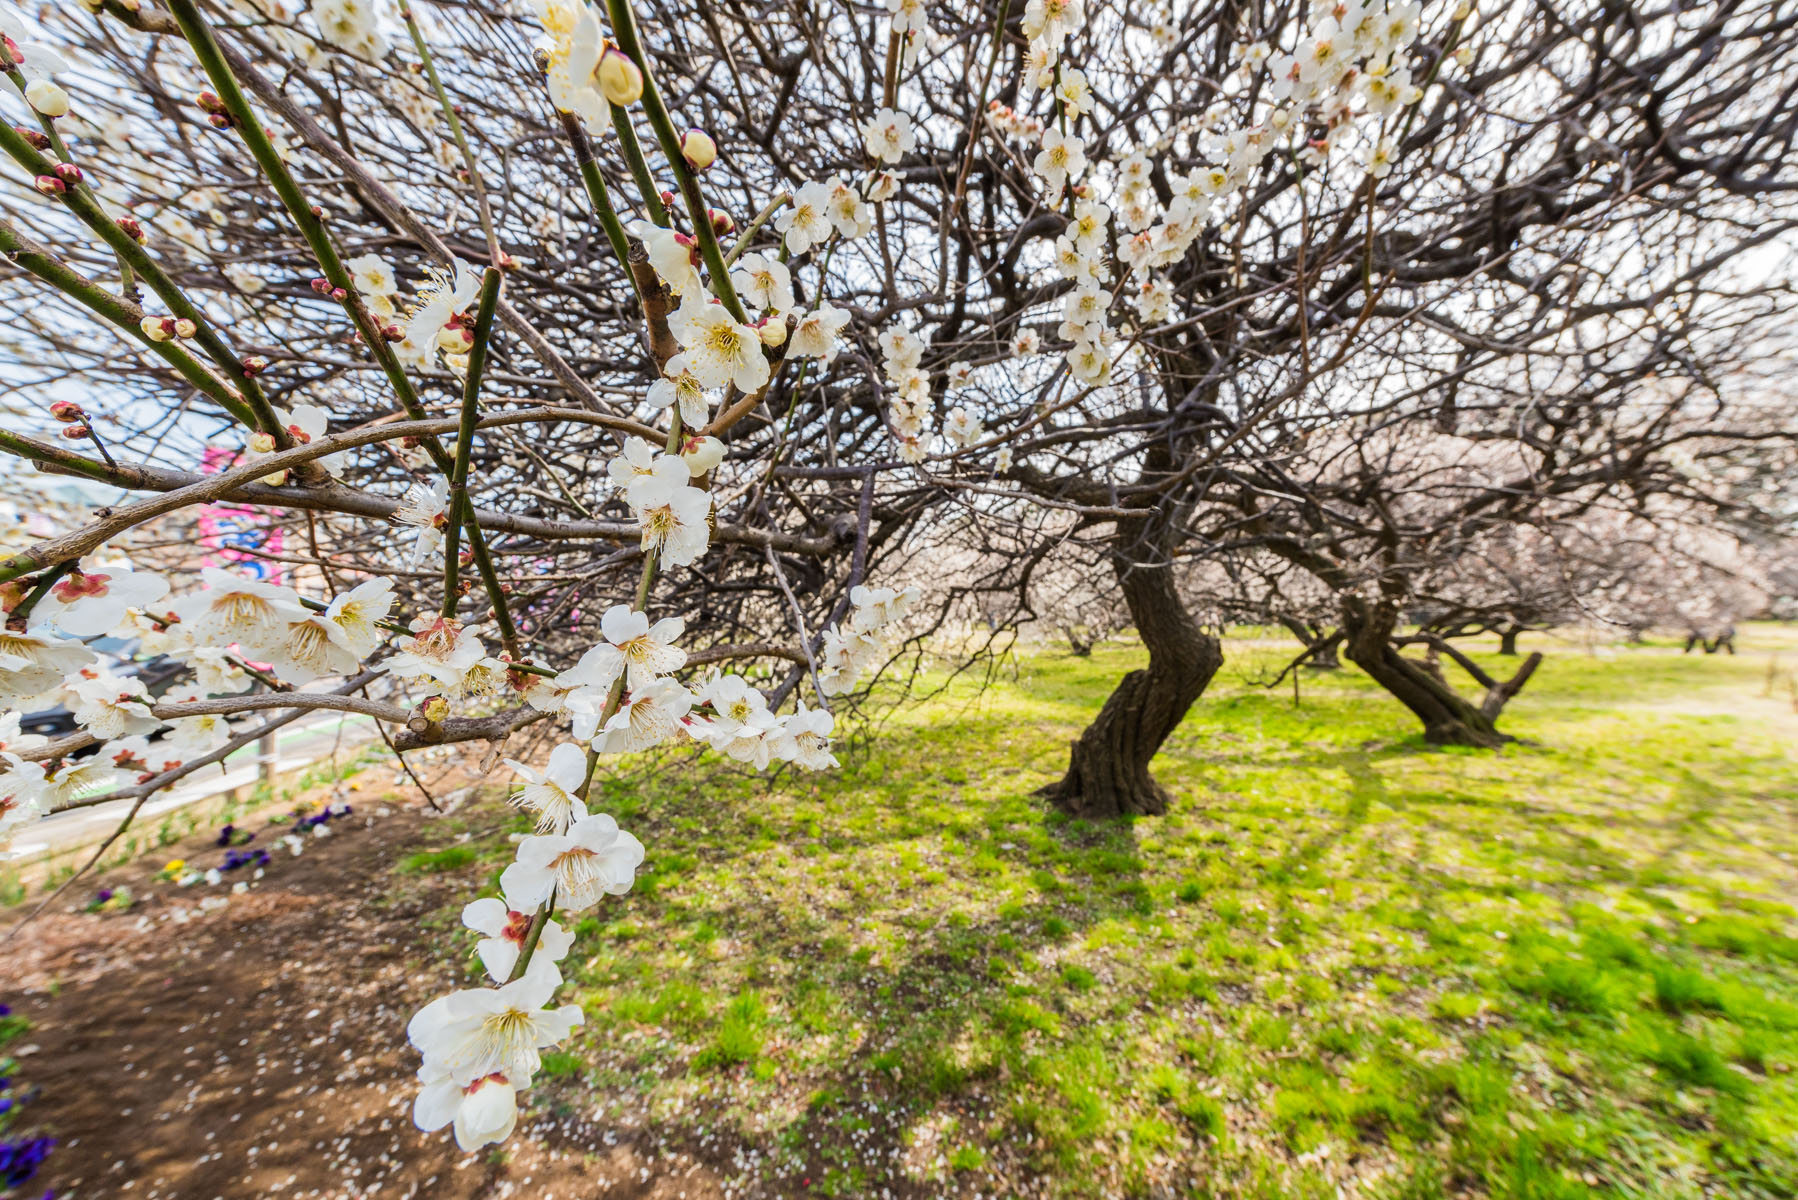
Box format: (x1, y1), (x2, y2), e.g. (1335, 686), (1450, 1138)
(1040, 544), (1222, 818)
(1498, 626), (1521, 656)
(1340, 596), (1510, 748)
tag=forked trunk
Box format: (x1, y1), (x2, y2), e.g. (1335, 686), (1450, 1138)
(1340, 597), (1517, 748)
(1040, 544), (1221, 818)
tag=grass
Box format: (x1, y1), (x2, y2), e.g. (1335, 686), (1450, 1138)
(405, 624), (1798, 1198)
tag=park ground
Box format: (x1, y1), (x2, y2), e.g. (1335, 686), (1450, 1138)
(4, 626), (1797, 1199)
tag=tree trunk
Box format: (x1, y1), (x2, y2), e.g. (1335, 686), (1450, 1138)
(1040, 545), (1221, 819)
(1340, 596), (1510, 748)
(1498, 626), (1521, 656)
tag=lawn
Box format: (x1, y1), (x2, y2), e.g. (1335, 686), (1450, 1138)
(398, 625), (1798, 1199)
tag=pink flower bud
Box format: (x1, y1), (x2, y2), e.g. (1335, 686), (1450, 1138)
(242, 356), (267, 377)
(60, 424), (91, 441)
(207, 113), (234, 130)
(13, 125), (50, 151)
(384, 324), (404, 342)
(53, 163), (81, 185)
(659, 188), (677, 208)
(196, 91), (225, 115)
(116, 215), (145, 243)
(49, 400), (84, 422)
(330, 287), (348, 302)
(596, 45), (644, 106)
(34, 175), (65, 196)
(680, 128), (717, 172)
(708, 208), (735, 235)
(310, 278), (332, 295)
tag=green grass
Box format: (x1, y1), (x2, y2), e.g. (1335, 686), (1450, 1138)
(402, 624), (1798, 1198)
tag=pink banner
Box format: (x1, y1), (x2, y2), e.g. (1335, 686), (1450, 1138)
(198, 446), (283, 582)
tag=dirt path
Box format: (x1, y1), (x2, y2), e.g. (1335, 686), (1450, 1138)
(7, 794), (737, 1200)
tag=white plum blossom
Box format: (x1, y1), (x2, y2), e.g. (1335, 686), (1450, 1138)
(670, 298), (772, 393)
(386, 615), (488, 698)
(462, 894), (575, 984)
(596, 677), (694, 753)
(403, 259), (482, 360)
(861, 107), (916, 163)
(172, 569), (305, 662)
(636, 221), (703, 298)
(729, 252), (794, 313)
(407, 963), (583, 1085)
(26, 566), (169, 638)
(185, 646), (252, 696)
(776, 181), (836, 256)
(413, 1068), (520, 1152)
(504, 742), (590, 833)
(769, 702), (839, 770)
(394, 478), (452, 567)
(0, 630), (97, 709)
(66, 671), (163, 741)
(500, 812), (645, 912)
(647, 363), (715, 428)
(321, 577), (396, 661)
(827, 178), (875, 238)
(789, 304), (850, 362)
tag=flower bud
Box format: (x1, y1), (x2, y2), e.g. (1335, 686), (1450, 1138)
(596, 45), (643, 106)
(13, 125), (51, 151)
(708, 208), (735, 235)
(173, 318), (197, 339)
(49, 400), (85, 423)
(680, 435), (726, 474)
(437, 324), (474, 352)
(25, 79), (69, 119)
(140, 315), (173, 342)
(499, 252), (518, 271)
(310, 277), (332, 295)
(330, 286), (348, 302)
(54, 162), (81, 185)
(34, 174), (65, 196)
(680, 128), (717, 172)
(207, 113), (233, 130)
(196, 91), (226, 115)
(248, 431), (277, 454)
(420, 696), (450, 723)
(242, 356), (267, 377)
(659, 188), (677, 209)
(384, 324), (405, 342)
(60, 424), (91, 441)
(116, 215), (145, 243)
(755, 315), (787, 348)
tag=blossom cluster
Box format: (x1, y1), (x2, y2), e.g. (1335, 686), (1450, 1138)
(818, 585), (922, 696)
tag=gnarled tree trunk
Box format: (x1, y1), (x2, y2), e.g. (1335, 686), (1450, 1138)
(1340, 596), (1515, 748)
(1498, 625), (1521, 656)
(1040, 539), (1221, 818)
